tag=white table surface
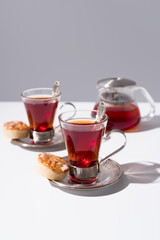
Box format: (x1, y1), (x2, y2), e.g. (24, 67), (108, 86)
(0, 101), (160, 240)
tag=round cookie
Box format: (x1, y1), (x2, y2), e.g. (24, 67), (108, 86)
(35, 153), (69, 181)
(3, 121), (29, 139)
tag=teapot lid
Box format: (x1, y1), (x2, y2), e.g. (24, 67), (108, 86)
(97, 77), (136, 89)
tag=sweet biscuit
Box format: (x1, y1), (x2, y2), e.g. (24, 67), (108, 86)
(3, 121), (29, 139)
(35, 153), (69, 181)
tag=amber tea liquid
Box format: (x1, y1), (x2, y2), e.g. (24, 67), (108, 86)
(24, 95), (58, 132)
(62, 119), (104, 169)
(94, 103), (140, 130)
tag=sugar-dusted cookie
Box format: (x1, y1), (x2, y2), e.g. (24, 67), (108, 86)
(35, 153), (69, 181)
(3, 121), (29, 139)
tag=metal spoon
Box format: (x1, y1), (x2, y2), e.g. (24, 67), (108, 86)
(95, 101), (106, 122)
(53, 81), (60, 97)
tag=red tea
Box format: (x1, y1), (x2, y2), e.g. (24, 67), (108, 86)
(61, 119), (104, 168)
(24, 96), (58, 132)
(94, 103), (140, 130)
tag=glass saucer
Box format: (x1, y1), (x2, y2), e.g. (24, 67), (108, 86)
(11, 126), (64, 149)
(49, 159), (123, 190)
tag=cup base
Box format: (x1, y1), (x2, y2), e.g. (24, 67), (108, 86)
(69, 175), (97, 184)
(30, 129), (54, 143)
(69, 164), (99, 184)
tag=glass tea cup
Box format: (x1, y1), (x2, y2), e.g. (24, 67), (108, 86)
(59, 110), (126, 184)
(21, 88), (61, 143)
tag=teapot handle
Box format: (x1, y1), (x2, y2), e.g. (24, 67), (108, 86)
(135, 87), (155, 121)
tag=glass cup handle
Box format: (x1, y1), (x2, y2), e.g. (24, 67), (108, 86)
(55, 102), (76, 133)
(135, 87), (155, 121)
(60, 102), (76, 113)
(100, 129), (127, 166)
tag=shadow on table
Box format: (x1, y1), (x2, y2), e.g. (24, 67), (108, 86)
(125, 116), (160, 133)
(55, 161), (160, 197)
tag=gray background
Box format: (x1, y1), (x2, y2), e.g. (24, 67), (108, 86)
(0, 0), (160, 102)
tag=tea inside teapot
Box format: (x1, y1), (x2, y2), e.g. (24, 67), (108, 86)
(94, 78), (155, 131)
(94, 91), (140, 130)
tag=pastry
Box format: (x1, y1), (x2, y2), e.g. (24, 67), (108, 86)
(3, 121), (29, 139)
(35, 153), (69, 181)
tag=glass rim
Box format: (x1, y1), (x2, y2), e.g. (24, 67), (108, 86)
(21, 87), (61, 100)
(59, 109), (108, 125)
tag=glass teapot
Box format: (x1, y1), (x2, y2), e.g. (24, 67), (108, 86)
(93, 77), (155, 130)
